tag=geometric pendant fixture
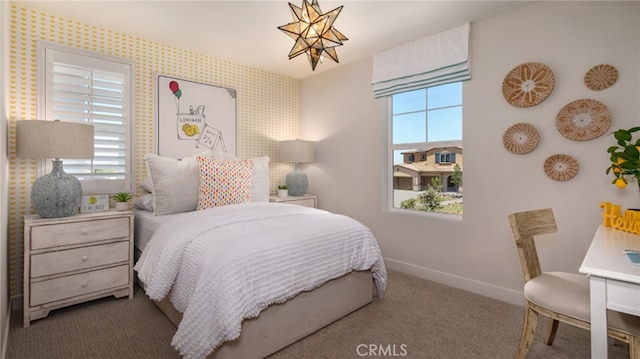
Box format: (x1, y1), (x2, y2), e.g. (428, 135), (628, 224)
(277, 0), (348, 71)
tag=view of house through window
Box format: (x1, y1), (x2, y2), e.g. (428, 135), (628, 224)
(390, 82), (463, 215)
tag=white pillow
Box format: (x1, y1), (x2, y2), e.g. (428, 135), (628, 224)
(140, 176), (153, 193)
(140, 151), (223, 194)
(133, 193), (154, 211)
(144, 151), (213, 215)
(251, 156), (270, 202)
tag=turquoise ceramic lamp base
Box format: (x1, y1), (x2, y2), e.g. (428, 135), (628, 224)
(285, 163), (308, 196)
(31, 160), (82, 218)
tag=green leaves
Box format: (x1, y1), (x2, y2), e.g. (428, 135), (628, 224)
(614, 127), (640, 144)
(607, 128), (640, 189)
(112, 192), (131, 202)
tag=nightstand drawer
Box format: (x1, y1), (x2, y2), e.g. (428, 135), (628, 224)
(30, 265), (130, 306)
(31, 217), (130, 250)
(31, 241), (130, 278)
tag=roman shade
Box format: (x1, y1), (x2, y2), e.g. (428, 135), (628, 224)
(371, 23), (471, 98)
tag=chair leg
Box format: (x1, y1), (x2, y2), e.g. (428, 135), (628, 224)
(629, 335), (640, 359)
(515, 304), (539, 359)
(544, 318), (559, 345)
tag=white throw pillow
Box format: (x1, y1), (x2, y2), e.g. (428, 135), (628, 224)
(140, 176), (153, 193)
(133, 193), (154, 211)
(251, 156), (270, 202)
(144, 151), (213, 215)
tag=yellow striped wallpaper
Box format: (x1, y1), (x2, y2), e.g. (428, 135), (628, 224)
(8, 5), (300, 297)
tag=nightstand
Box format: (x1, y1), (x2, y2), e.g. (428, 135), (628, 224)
(269, 194), (317, 208)
(23, 210), (134, 327)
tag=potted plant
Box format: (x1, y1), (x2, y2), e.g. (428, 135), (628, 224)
(112, 192), (132, 211)
(606, 127), (640, 190)
(277, 185), (288, 198)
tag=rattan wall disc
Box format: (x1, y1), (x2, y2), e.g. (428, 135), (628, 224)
(556, 98), (611, 141)
(584, 64), (618, 91)
(503, 123), (540, 154)
(544, 154), (579, 181)
(502, 62), (555, 107)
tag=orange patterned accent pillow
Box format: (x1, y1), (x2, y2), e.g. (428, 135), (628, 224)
(196, 157), (254, 210)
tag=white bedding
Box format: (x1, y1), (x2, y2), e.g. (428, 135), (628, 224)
(134, 202), (386, 359)
(133, 209), (163, 251)
(134, 209), (195, 251)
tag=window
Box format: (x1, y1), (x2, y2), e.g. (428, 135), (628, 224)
(435, 152), (456, 164)
(39, 43), (135, 194)
(389, 82), (463, 215)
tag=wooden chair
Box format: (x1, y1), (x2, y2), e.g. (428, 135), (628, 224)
(509, 208), (640, 359)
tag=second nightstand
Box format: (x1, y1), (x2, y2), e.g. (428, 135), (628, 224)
(269, 194), (317, 208)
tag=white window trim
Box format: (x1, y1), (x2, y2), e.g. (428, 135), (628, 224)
(37, 41), (136, 194)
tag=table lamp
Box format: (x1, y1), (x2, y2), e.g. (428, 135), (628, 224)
(280, 139), (315, 196)
(16, 120), (94, 218)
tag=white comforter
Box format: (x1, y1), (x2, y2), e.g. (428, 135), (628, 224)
(134, 202), (386, 359)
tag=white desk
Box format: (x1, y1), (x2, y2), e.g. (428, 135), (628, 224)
(579, 225), (640, 359)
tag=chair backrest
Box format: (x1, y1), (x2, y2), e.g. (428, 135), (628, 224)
(508, 208), (558, 283)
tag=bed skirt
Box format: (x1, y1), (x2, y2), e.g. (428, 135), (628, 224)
(135, 243), (373, 359)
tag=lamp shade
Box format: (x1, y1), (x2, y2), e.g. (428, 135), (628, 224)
(15, 120), (94, 218)
(279, 139), (315, 163)
(16, 120), (94, 159)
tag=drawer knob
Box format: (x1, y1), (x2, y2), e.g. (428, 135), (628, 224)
(81, 256), (88, 262)
(81, 281), (88, 288)
(81, 230), (88, 235)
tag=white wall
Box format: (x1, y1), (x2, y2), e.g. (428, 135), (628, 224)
(300, 1), (640, 305)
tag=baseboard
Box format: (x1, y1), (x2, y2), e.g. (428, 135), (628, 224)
(384, 257), (525, 307)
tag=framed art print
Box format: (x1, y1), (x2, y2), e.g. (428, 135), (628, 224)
(80, 194), (109, 213)
(156, 74), (237, 158)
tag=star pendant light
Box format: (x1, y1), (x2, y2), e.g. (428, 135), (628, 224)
(278, 0), (348, 71)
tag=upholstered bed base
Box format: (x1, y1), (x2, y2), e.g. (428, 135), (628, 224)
(136, 245), (373, 359)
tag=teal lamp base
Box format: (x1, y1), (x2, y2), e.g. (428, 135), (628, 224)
(31, 160), (82, 218)
(285, 164), (308, 196)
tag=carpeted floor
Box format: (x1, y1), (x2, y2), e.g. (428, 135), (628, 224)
(7, 270), (629, 359)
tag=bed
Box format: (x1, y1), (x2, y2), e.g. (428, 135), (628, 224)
(132, 153), (387, 359)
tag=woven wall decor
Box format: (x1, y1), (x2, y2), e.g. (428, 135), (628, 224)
(555, 98), (611, 141)
(544, 154), (579, 181)
(584, 64), (618, 91)
(503, 123), (540, 154)
(502, 62), (555, 107)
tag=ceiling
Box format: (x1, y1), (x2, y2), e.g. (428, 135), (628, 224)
(14, 1), (535, 80)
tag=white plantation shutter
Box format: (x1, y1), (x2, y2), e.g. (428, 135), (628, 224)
(41, 43), (134, 193)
